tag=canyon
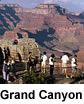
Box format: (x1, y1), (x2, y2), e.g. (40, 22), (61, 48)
(0, 4), (84, 61)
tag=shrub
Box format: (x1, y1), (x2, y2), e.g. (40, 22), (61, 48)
(23, 71), (47, 84)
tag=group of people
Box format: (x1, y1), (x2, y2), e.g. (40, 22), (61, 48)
(0, 47), (16, 83)
(41, 52), (55, 76)
(61, 53), (77, 78)
(2, 50), (77, 82)
(40, 52), (77, 78)
(40, 52), (55, 76)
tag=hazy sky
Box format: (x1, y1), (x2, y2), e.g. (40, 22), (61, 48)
(0, 0), (84, 12)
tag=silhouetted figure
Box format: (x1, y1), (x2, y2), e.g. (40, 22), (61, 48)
(3, 47), (6, 59)
(40, 54), (42, 71)
(6, 47), (10, 58)
(27, 52), (32, 72)
(11, 58), (16, 80)
(3, 47), (8, 60)
(33, 56), (39, 71)
(17, 52), (22, 62)
(0, 47), (4, 64)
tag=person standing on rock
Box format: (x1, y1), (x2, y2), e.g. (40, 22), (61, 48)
(49, 54), (55, 76)
(6, 47), (11, 59)
(61, 53), (69, 78)
(40, 54), (43, 72)
(3, 47), (7, 60)
(27, 52), (32, 72)
(41, 52), (47, 73)
(11, 57), (17, 80)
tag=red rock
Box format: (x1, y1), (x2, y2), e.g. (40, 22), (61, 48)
(3, 31), (28, 39)
(1, 4), (84, 62)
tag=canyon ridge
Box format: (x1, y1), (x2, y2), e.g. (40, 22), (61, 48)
(0, 4), (84, 61)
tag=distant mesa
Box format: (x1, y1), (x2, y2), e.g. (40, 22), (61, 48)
(0, 3), (60, 9)
(0, 3), (70, 15)
(0, 4), (20, 8)
(36, 4), (60, 9)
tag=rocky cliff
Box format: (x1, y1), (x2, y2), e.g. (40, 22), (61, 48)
(0, 4), (84, 59)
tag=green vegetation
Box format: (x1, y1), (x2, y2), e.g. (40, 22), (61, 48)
(15, 62), (25, 72)
(23, 71), (47, 84)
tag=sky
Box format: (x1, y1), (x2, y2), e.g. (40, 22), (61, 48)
(0, 0), (84, 12)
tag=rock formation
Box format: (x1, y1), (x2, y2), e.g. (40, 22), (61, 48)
(0, 4), (84, 61)
(3, 31), (28, 39)
(0, 38), (40, 61)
